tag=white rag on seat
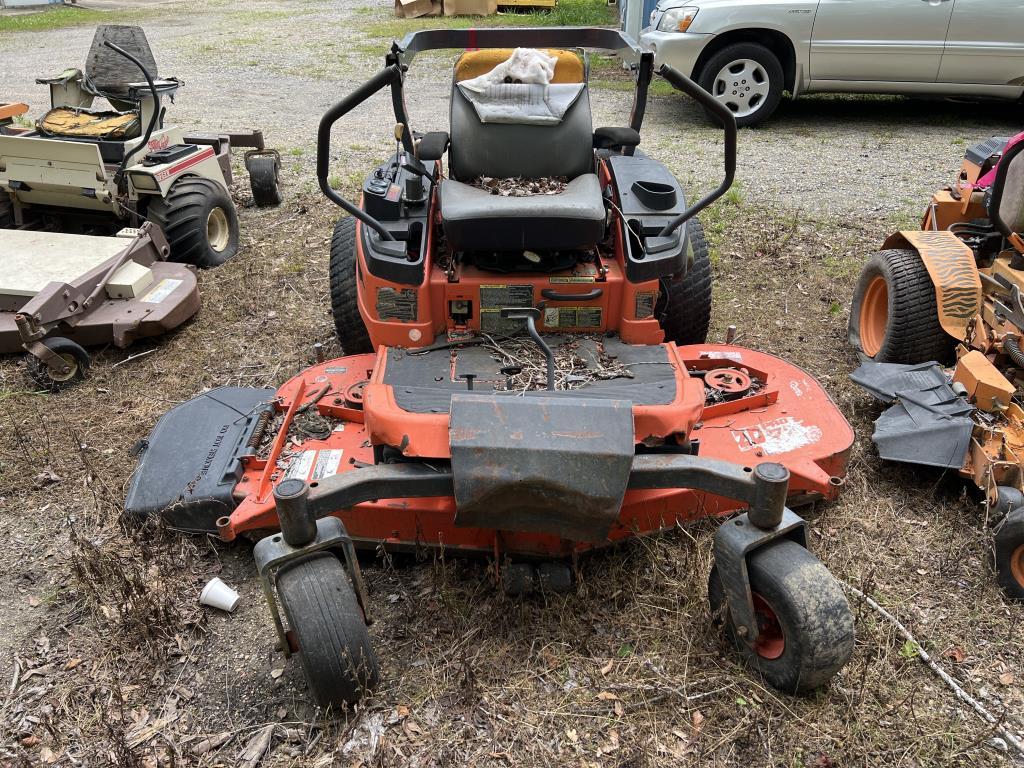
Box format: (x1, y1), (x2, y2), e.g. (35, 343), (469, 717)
(461, 47), (558, 88)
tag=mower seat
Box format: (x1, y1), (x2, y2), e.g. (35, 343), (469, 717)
(440, 49), (605, 253)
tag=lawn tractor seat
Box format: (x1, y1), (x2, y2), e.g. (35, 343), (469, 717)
(35, 25), (178, 142)
(439, 49), (606, 253)
(990, 137), (1024, 250)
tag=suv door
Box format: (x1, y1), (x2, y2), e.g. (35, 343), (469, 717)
(938, 0), (1024, 85)
(810, 0), (955, 82)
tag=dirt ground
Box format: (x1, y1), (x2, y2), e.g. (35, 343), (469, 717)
(2, 1), (1024, 766)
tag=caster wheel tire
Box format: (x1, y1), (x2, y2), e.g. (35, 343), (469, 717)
(994, 505), (1024, 600)
(329, 217), (373, 355)
(660, 216), (712, 346)
(501, 562), (536, 596)
(248, 153), (282, 207)
(708, 540), (854, 693)
(536, 562), (573, 594)
(276, 553), (379, 708)
(147, 177), (240, 268)
(849, 249), (955, 364)
(26, 337), (89, 391)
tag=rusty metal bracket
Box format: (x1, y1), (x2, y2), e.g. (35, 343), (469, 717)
(253, 515), (372, 658)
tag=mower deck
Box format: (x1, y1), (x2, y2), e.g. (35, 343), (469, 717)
(0, 228), (198, 354)
(126, 340), (852, 557)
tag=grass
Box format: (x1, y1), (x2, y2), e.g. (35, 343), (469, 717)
(0, 6), (112, 32)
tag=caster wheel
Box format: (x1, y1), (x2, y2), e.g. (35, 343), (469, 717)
(708, 540), (854, 693)
(994, 505), (1024, 601)
(276, 553), (379, 708)
(501, 562), (536, 596)
(26, 337), (89, 391)
(536, 562), (573, 593)
(246, 150), (282, 207)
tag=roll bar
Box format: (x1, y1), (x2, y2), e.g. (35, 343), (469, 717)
(316, 28), (737, 242)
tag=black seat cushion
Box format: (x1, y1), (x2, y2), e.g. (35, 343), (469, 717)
(440, 174), (606, 252)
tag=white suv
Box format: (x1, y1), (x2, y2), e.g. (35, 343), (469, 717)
(641, 0), (1024, 127)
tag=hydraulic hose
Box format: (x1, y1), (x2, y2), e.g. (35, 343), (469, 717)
(1005, 335), (1024, 369)
(103, 41), (161, 186)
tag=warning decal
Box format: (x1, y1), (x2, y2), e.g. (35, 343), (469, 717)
(543, 306), (602, 330)
(479, 284), (533, 310)
(140, 278), (183, 304)
(283, 449), (345, 482)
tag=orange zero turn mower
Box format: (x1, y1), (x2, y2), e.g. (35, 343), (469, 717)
(126, 29), (856, 708)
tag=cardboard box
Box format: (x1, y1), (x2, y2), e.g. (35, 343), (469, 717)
(443, 0), (497, 16)
(395, 0), (434, 18)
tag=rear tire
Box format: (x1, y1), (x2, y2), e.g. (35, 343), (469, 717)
(147, 177), (240, 268)
(276, 553), (379, 708)
(994, 506), (1024, 601)
(708, 540), (854, 693)
(0, 193), (13, 228)
(697, 42), (784, 128)
(26, 337), (89, 391)
(329, 217), (373, 355)
(660, 216), (712, 345)
(849, 249), (955, 364)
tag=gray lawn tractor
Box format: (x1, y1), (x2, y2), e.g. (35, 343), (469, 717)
(0, 25), (282, 267)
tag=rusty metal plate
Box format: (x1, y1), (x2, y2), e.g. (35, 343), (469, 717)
(448, 393), (634, 542)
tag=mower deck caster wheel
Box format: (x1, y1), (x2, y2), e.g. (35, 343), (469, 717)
(501, 563), (536, 596)
(276, 553), (379, 709)
(708, 540), (854, 693)
(247, 151), (282, 207)
(536, 562), (573, 593)
(994, 505), (1024, 601)
(26, 337), (89, 391)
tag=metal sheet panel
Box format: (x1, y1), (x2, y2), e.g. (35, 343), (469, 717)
(449, 393), (634, 541)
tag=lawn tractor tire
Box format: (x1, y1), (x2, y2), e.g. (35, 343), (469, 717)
(276, 553), (380, 709)
(147, 177), (240, 268)
(247, 153), (282, 207)
(330, 216), (373, 355)
(660, 216), (712, 345)
(849, 248), (955, 365)
(708, 540), (854, 693)
(697, 42), (784, 128)
(26, 337), (89, 391)
(0, 194), (13, 229)
(994, 505), (1024, 601)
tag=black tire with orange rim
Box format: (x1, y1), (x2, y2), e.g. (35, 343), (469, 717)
(708, 540), (854, 693)
(994, 505), (1024, 601)
(848, 249), (954, 364)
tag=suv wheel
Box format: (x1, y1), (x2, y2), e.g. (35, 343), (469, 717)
(697, 42), (784, 128)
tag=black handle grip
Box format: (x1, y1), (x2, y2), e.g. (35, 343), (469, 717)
(655, 64), (737, 237)
(540, 287), (604, 301)
(317, 65), (403, 240)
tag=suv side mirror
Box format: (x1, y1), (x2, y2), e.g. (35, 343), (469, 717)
(990, 139), (1024, 246)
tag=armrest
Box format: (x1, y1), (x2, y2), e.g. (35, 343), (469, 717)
(593, 126), (641, 151)
(416, 131), (449, 162)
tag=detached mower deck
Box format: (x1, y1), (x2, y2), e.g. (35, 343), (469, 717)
(1, 223), (198, 387)
(127, 27), (856, 709)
